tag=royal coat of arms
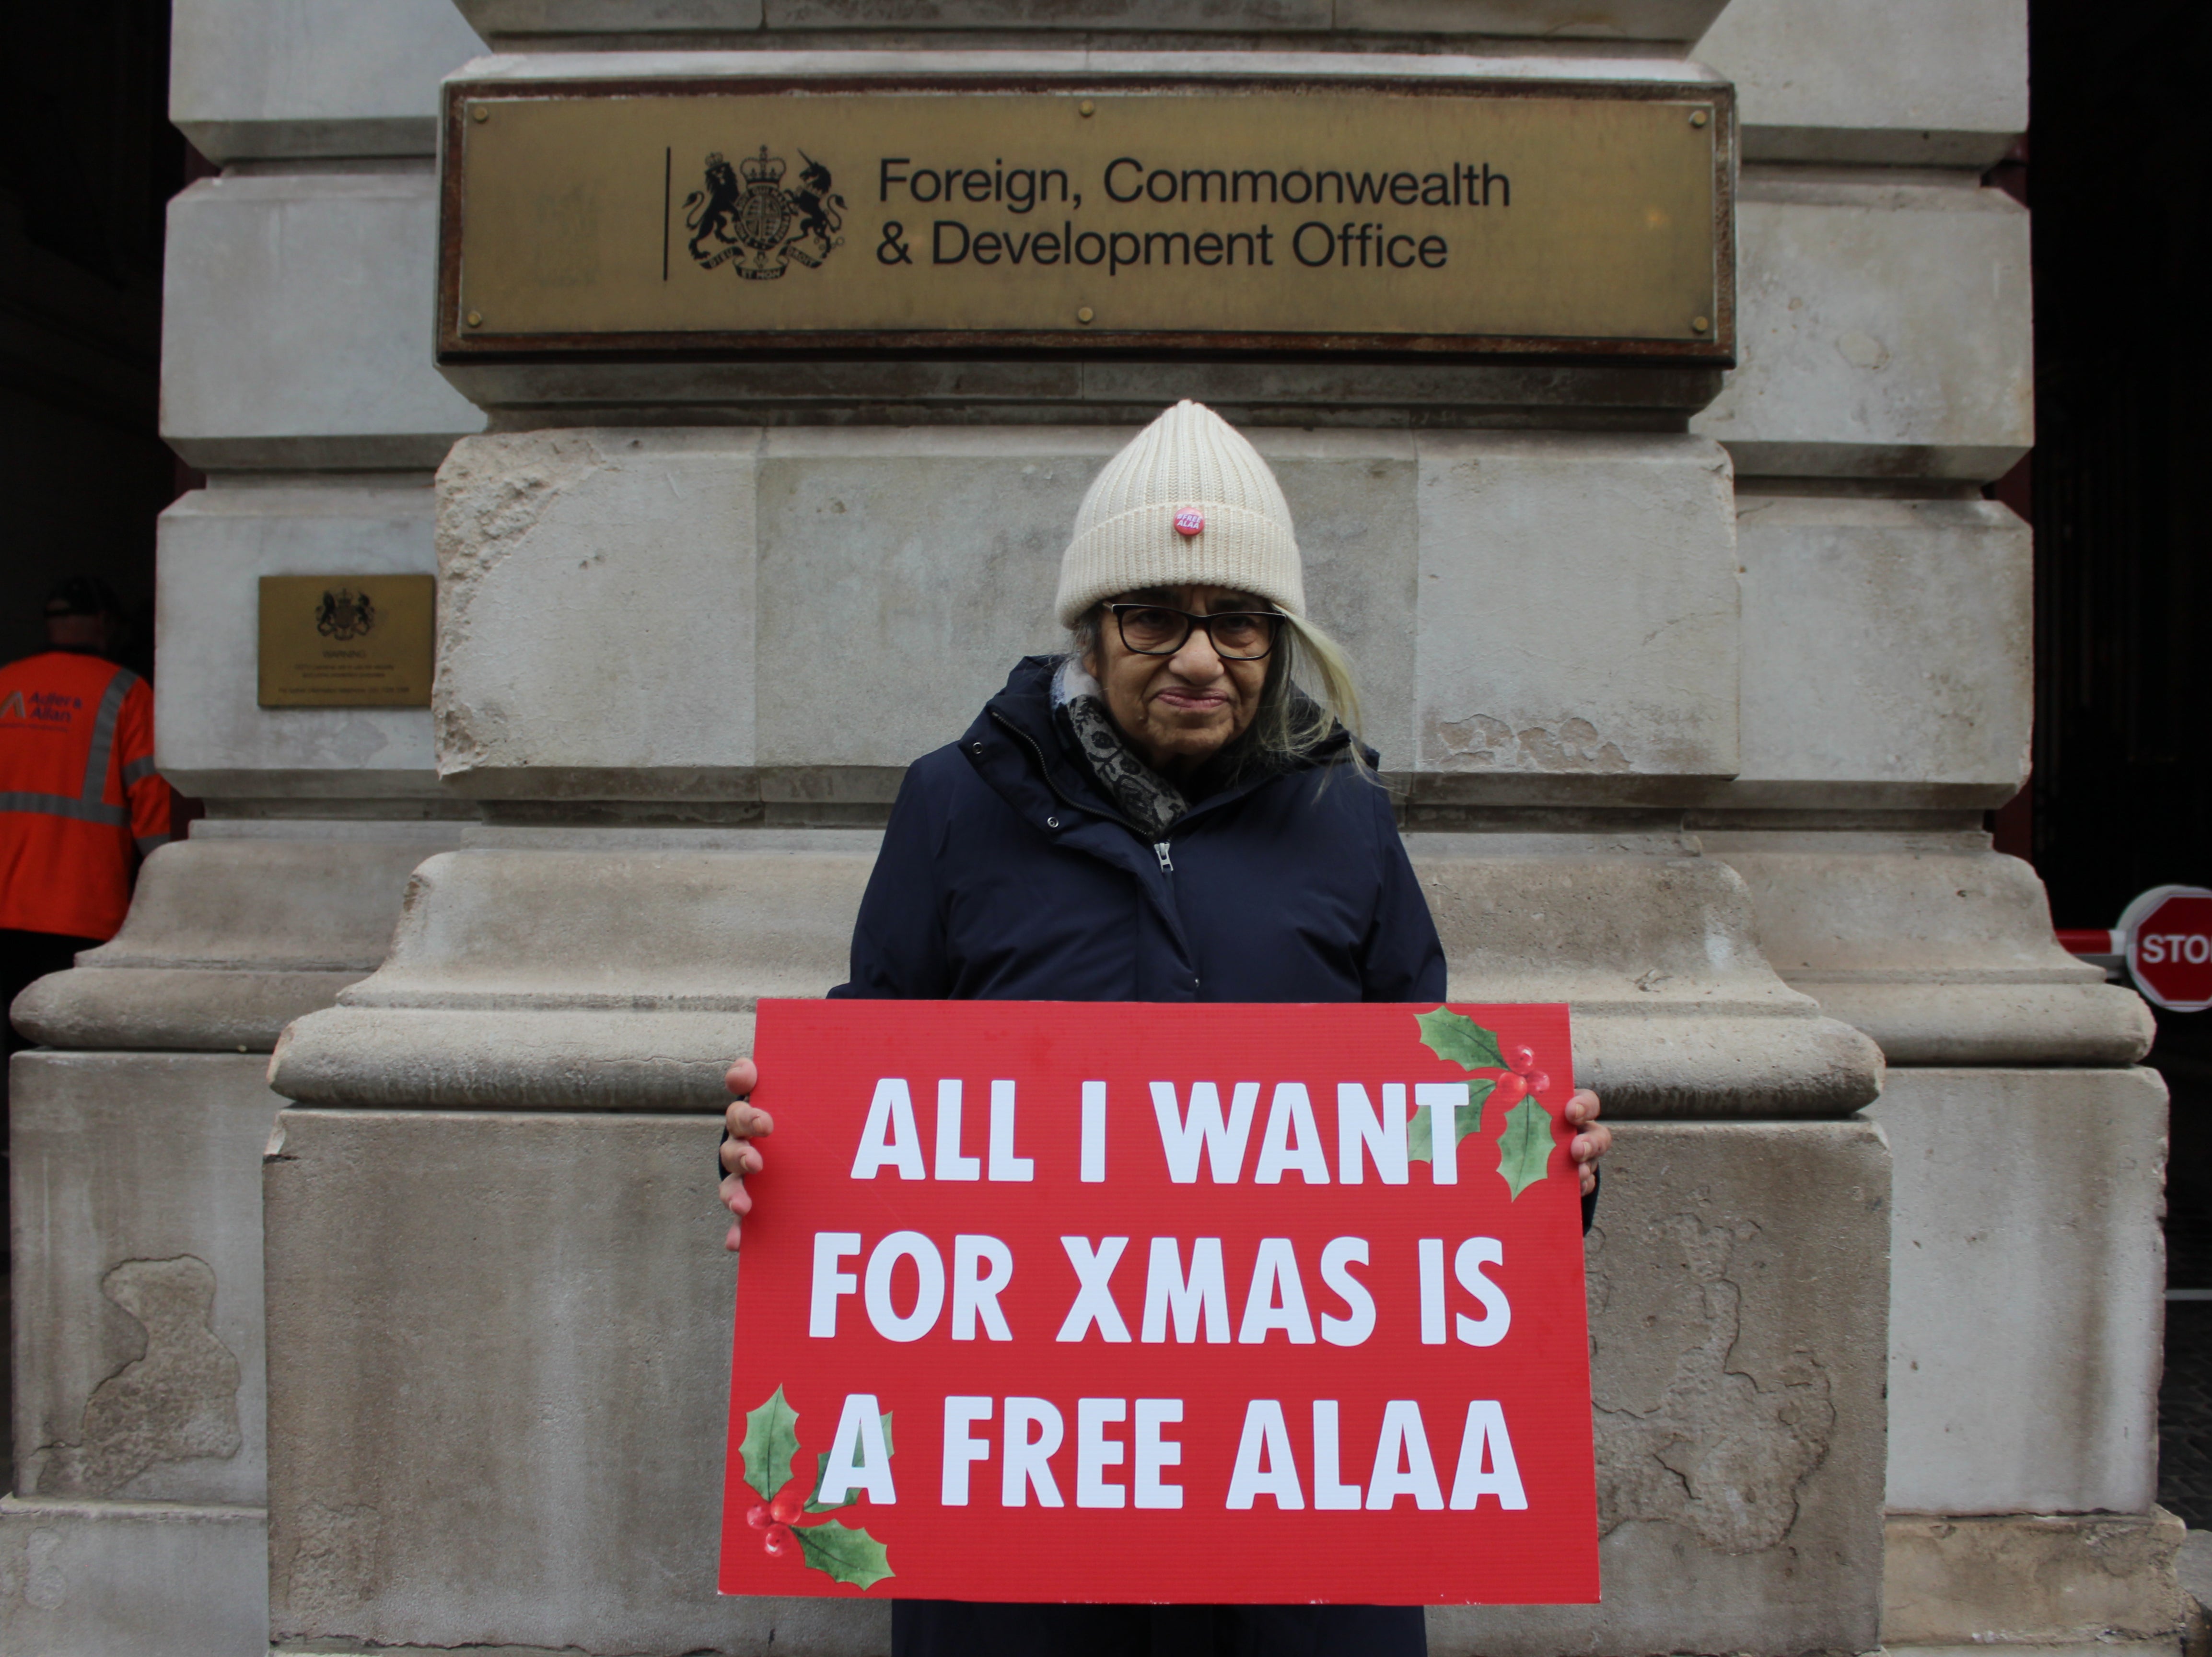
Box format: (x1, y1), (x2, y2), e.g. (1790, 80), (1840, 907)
(684, 146), (845, 280)
(315, 587), (377, 641)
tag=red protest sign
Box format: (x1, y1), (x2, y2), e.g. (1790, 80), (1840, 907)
(720, 999), (1598, 1606)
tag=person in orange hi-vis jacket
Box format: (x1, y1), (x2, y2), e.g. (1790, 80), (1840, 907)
(0, 577), (175, 1027)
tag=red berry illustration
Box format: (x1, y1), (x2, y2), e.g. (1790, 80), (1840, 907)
(1506, 1044), (1537, 1075)
(1491, 1073), (1528, 1107)
(1526, 1071), (1550, 1096)
(739, 1384), (895, 1589)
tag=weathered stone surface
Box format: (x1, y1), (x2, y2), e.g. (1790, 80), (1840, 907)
(2184, 1525), (2212, 1619)
(263, 1110), (1885, 1656)
(1734, 495), (2031, 799)
(171, 0), (485, 163)
(155, 479), (438, 797)
(9, 1053), (280, 1505)
(428, 427), (2074, 813)
(436, 430), (761, 786)
(1884, 1509), (2187, 1646)
(1413, 433), (1739, 792)
(770, 0), (1333, 26)
(450, 45), (1731, 88)
(750, 425), (1102, 771)
(436, 428), (1741, 801)
(272, 1005), (758, 1112)
(343, 844), (870, 1012)
(1895, 1644), (2177, 1657)
(1337, 0), (1728, 39)
(13, 829), (459, 1052)
(1417, 838), (1883, 1116)
(162, 170), (485, 472)
(82, 833), (445, 972)
(1693, 177), (2032, 482)
(1870, 1069), (2166, 1517)
(18, 969), (365, 1057)
(750, 426), (1416, 773)
(1436, 1119), (1893, 1655)
(263, 1108), (884, 1653)
(33, 1259), (243, 1497)
(268, 832), (1880, 1116)
(1708, 828), (2155, 1065)
(0, 1496), (268, 1657)
(1696, 0), (2027, 167)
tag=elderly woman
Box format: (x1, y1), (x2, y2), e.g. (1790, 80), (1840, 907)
(719, 401), (1609, 1657)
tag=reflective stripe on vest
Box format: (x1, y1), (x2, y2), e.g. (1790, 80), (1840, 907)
(0, 665), (139, 828)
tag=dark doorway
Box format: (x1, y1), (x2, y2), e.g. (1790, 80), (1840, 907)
(0, 0), (200, 1490)
(2020, 0), (2212, 1525)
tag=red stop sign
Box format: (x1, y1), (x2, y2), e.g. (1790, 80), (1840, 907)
(2120, 885), (2212, 1013)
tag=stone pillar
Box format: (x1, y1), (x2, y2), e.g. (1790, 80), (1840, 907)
(1692, 0), (2181, 1646)
(1, 0), (484, 1649)
(246, 2), (1906, 1644)
(261, 427), (1894, 1651)
(12, 2), (2150, 1655)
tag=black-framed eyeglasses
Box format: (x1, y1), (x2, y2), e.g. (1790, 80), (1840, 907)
(1106, 603), (1282, 660)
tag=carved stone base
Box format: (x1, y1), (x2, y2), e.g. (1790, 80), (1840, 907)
(8, 1052), (281, 1505)
(0, 1496), (268, 1655)
(263, 1109), (1887, 1656)
(1884, 1509), (2189, 1649)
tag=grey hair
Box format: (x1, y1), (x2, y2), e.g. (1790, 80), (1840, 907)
(1069, 605), (1369, 775)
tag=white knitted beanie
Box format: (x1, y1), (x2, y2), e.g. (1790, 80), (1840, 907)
(1055, 401), (1304, 626)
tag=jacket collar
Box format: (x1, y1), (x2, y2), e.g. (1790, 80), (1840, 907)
(962, 655), (1363, 842)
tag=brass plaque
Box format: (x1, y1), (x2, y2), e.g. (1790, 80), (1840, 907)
(440, 79), (1731, 358)
(257, 575), (435, 709)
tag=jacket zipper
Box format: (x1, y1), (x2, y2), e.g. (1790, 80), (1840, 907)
(980, 710), (1187, 880)
(981, 708), (1201, 975)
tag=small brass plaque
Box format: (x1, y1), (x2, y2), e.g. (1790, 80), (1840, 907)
(257, 575), (435, 709)
(440, 79), (1731, 358)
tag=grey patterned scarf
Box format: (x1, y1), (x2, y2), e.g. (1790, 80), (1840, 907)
(1051, 659), (1189, 839)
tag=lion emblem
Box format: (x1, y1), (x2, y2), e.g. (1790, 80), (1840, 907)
(315, 587), (376, 642)
(682, 145), (844, 281)
(685, 152), (745, 264)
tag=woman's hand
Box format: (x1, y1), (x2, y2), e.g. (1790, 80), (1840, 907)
(720, 1057), (772, 1253)
(1565, 1088), (1609, 1197)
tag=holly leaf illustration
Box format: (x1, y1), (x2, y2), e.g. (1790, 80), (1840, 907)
(740, 1385), (802, 1503)
(1408, 1077), (1497, 1163)
(794, 1518), (895, 1590)
(805, 1411), (894, 1513)
(1414, 1006), (1506, 1073)
(1496, 1096), (1556, 1200)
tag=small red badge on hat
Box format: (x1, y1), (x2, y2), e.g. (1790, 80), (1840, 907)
(1173, 508), (1205, 537)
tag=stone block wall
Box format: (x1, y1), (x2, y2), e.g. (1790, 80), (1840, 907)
(8, 1), (2177, 1655)
(2, 0), (486, 1646)
(1694, 3), (2177, 1645)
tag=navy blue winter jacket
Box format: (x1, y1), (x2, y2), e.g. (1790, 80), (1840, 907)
(828, 656), (1446, 1004)
(814, 656), (1596, 1231)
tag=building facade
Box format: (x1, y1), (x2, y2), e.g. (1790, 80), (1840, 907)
(2, 2), (2180, 1654)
